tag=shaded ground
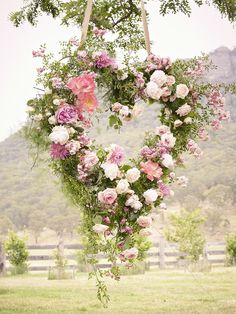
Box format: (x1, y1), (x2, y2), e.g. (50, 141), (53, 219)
(0, 268), (236, 313)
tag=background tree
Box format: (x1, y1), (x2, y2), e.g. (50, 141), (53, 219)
(28, 210), (47, 243)
(0, 215), (15, 239)
(165, 208), (206, 262)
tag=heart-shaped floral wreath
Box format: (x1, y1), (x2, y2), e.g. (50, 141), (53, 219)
(27, 34), (230, 304)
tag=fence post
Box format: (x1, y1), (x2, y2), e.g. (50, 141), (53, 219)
(159, 235), (165, 269)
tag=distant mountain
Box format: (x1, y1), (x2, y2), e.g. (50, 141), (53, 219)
(0, 47), (236, 239)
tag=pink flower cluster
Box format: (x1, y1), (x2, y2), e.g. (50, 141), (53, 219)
(93, 27), (107, 37)
(67, 72), (98, 114)
(32, 47), (45, 57)
(208, 90), (230, 130)
(55, 104), (78, 124)
(107, 144), (125, 165)
(146, 54), (171, 72)
(77, 151), (99, 181)
(93, 51), (115, 69)
(140, 160), (163, 181)
(187, 139), (202, 158)
(52, 76), (63, 88)
(50, 143), (69, 160)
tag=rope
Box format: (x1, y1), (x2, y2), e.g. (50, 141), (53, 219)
(79, 0), (93, 47)
(79, 0), (151, 55)
(140, 0), (151, 55)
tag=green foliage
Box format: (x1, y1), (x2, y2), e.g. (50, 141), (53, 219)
(226, 234), (236, 265)
(165, 208), (205, 261)
(4, 231), (29, 274)
(10, 0), (236, 53)
(159, 0), (236, 23)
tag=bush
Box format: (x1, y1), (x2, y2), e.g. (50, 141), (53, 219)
(226, 234), (236, 265)
(48, 247), (74, 280)
(165, 208), (205, 262)
(4, 231), (28, 275)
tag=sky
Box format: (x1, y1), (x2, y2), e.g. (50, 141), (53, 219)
(0, 1), (236, 141)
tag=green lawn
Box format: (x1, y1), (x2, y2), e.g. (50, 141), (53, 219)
(0, 268), (236, 314)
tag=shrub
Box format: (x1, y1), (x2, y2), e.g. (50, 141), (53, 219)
(165, 208), (205, 262)
(226, 234), (236, 265)
(4, 231), (28, 275)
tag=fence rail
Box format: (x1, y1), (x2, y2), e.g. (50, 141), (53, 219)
(5, 241), (227, 272)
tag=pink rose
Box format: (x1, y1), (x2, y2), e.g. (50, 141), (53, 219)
(176, 84), (189, 99)
(160, 133), (176, 149)
(155, 125), (170, 136)
(55, 104), (78, 124)
(67, 73), (96, 96)
(107, 144), (125, 165)
(98, 188), (117, 205)
(176, 103), (191, 117)
(83, 151), (99, 169)
(123, 247), (138, 260)
(137, 215), (152, 228)
(140, 160), (163, 181)
(76, 92), (98, 114)
(112, 102), (123, 112)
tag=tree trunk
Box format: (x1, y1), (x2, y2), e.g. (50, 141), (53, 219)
(0, 242), (6, 275)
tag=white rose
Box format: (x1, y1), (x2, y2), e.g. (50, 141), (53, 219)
(120, 106), (130, 117)
(49, 126), (69, 145)
(133, 201), (143, 211)
(116, 179), (130, 194)
(143, 189), (158, 204)
(162, 154), (174, 169)
(101, 162), (119, 181)
(150, 70), (167, 87)
(160, 202), (167, 210)
(184, 117), (193, 124)
(53, 99), (60, 106)
(48, 115), (56, 125)
(146, 81), (163, 100)
(166, 75), (176, 85)
(174, 119), (183, 128)
(92, 224), (109, 234)
(126, 168), (140, 183)
(125, 194), (142, 211)
(176, 84), (189, 99)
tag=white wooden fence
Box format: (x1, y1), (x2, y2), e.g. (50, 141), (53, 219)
(5, 241), (226, 272)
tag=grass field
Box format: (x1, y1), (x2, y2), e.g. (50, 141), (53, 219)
(0, 268), (236, 314)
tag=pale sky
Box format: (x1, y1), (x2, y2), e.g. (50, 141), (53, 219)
(0, 0), (236, 141)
